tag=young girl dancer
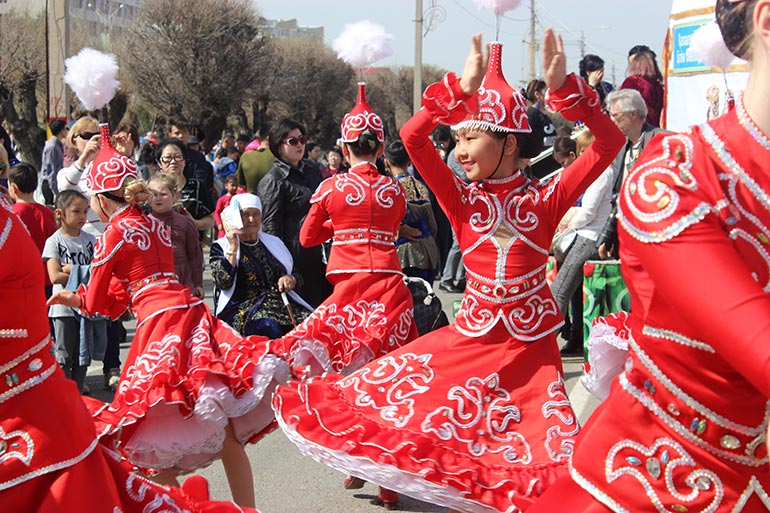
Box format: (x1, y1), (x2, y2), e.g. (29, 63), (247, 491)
(530, 1), (770, 511)
(273, 29), (624, 513)
(0, 192), (257, 513)
(48, 124), (287, 509)
(276, 83), (418, 378)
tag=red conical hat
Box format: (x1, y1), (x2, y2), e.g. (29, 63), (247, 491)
(85, 123), (139, 194)
(340, 82), (385, 143)
(452, 42), (531, 134)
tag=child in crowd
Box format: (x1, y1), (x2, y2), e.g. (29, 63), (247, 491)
(148, 172), (204, 298)
(214, 175), (240, 238)
(42, 189), (96, 392)
(8, 163), (57, 292)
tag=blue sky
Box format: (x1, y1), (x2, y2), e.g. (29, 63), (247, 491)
(254, 0), (675, 86)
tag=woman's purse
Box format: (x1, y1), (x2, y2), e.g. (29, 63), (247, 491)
(551, 228), (577, 264)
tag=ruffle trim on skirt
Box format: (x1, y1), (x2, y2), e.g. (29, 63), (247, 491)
(273, 381), (566, 513)
(289, 338), (374, 377)
(581, 312), (630, 401)
(116, 355), (289, 473)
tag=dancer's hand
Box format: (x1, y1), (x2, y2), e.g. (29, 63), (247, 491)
(542, 28), (567, 91)
(47, 290), (82, 308)
(459, 33), (489, 96)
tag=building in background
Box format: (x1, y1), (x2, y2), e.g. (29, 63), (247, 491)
(261, 18), (323, 43)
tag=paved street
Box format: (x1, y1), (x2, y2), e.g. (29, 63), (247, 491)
(85, 257), (599, 513)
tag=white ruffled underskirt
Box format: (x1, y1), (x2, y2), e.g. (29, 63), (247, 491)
(275, 413), (509, 513)
(580, 323), (629, 400)
(124, 354), (289, 473)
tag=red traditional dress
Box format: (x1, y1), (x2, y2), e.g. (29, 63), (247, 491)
(80, 124), (287, 474)
(0, 197), (257, 513)
(276, 85), (418, 376)
(273, 43), (624, 513)
(532, 99), (770, 513)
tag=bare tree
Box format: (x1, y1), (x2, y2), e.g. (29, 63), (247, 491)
(0, 11), (47, 168)
(264, 37), (355, 149)
(365, 65), (447, 137)
(121, 0), (269, 149)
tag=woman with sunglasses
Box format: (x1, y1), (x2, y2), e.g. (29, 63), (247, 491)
(155, 138), (215, 232)
(56, 116), (104, 236)
(257, 119), (331, 308)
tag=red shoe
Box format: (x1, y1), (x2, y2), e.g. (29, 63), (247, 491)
(375, 488), (399, 510)
(343, 475), (366, 489)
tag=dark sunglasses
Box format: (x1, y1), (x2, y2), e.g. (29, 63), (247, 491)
(77, 132), (99, 140)
(284, 136), (306, 147)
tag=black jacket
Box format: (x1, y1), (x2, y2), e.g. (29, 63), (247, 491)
(257, 158), (331, 307)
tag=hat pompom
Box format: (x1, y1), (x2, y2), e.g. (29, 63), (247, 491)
(473, 0), (522, 15)
(63, 48), (120, 111)
(690, 21), (737, 70)
(333, 20), (394, 70)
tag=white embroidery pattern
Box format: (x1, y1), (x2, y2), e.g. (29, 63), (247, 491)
(335, 174), (366, 206)
(422, 373), (533, 464)
(0, 427), (34, 466)
(373, 176), (402, 209)
(606, 437), (724, 513)
(542, 377), (579, 462)
(619, 133), (715, 243)
(125, 473), (191, 512)
(340, 352), (434, 428)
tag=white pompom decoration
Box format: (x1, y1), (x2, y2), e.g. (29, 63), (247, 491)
(63, 48), (121, 111)
(689, 21), (736, 70)
(333, 20), (394, 70)
(473, 0), (522, 15)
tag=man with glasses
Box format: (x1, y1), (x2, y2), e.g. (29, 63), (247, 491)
(168, 115), (215, 191)
(596, 89), (666, 259)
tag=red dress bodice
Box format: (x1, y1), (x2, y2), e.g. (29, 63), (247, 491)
(301, 161), (405, 278)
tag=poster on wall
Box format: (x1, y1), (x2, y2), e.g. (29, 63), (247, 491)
(663, 0), (749, 131)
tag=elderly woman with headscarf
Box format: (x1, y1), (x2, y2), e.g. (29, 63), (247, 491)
(210, 193), (312, 338)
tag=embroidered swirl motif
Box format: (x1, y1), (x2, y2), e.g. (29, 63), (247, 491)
(335, 174), (366, 206)
(340, 353), (434, 428)
(373, 176), (402, 209)
(505, 188), (540, 233)
(542, 377), (579, 462)
(505, 295), (558, 335)
(0, 427), (34, 466)
(466, 188), (496, 234)
(422, 373), (532, 464)
(624, 135), (698, 224)
(124, 473), (190, 512)
(477, 86), (507, 126)
(606, 437), (724, 513)
(115, 333), (182, 398)
(619, 134), (715, 243)
(153, 217), (173, 249)
(341, 110), (384, 141)
(288, 299), (407, 374)
(87, 156), (138, 192)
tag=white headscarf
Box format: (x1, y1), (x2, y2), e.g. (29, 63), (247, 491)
(214, 193), (312, 315)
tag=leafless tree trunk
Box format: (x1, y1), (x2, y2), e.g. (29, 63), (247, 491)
(0, 12), (47, 169)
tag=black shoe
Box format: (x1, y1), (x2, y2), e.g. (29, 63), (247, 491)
(438, 283), (463, 294)
(560, 342), (584, 357)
